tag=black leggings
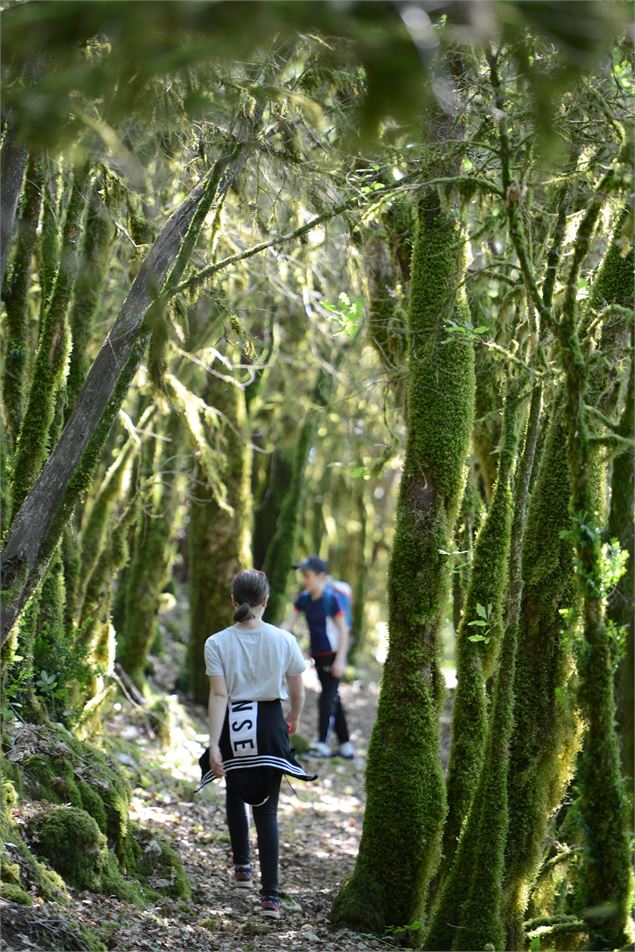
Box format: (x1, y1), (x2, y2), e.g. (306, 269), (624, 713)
(315, 653), (350, 745)
(225, 770), (282, 897)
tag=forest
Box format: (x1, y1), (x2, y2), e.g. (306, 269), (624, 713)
(0, 1), (633, 950)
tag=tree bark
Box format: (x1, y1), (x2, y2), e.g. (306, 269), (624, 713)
(0, 120), (28, 286)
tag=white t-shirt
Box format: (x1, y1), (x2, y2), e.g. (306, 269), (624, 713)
(204, 622), (306, 701)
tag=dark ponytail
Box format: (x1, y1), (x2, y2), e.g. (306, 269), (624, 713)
(232, 570), (269, 623)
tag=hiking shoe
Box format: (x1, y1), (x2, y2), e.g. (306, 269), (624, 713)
(334, 741), (355, 760)
(232, 864), (252, 888)
(306, 741), (331, 758)
(260, 895), (281, 919)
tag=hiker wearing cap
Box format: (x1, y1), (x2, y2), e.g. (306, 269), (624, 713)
(281, 556), (354, 760)
(201, 569), (317, 919)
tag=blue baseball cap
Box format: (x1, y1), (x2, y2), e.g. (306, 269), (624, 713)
(292, 555), (329, 573)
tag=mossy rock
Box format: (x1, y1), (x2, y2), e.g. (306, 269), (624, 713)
(0, 881), (33, 904)
(132, 826), (191, 899)
(0, 801), (68, 904)
(25, 804), (147, 905)
(26, 805), (107, 891)
(12, 723), (135, 868)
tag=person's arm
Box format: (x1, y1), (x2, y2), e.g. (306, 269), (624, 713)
(280, 608), (299, 632)
(208, 674), (228, 778)
(331, 614), (349, 679)
(285, 673), (305, 735)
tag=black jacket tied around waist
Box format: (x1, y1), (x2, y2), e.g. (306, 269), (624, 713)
(194, 699), (317, 801)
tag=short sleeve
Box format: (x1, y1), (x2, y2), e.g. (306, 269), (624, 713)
(294, 591), (309, 612)
(285, 636), (306, 677)
(204, 638), (224, 677)
(327, 589), (346, 617)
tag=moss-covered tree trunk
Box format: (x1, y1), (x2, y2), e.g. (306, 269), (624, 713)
(252, 447), (293, 570)
(608, 369), (634, 788)
(348, 479), (369, 665)
(554, 187), (632, 952)
(187, 376), (252, 705)
(502, 400), (580, 948)
(330, 184), (475, 935)
(441, 380), (518, 871)
(2, 152), (42, 448)
(263, 366), (335, 625)
(117, 415), (180, 688)
(425, 382), (541, 951)
(262, 418), (315, 625)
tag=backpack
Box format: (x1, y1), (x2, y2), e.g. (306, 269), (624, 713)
(325, 579), (353, 628)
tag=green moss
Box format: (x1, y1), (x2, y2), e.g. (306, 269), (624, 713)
(66, 177), (114, 416)
(3, 779), (19, 806)
(331, 189), (475, 935)
(22, 753), (83, 808)
(0, 882), (33, 904)
(442, 385), (517, 871)
(133, 827), (191, 899)
(117, 415), (179, 688)
(28, 806), (105, 890)
(503, 401), (581, 949)
(2, 153), (43, 447)
(10, 163), (90, 517)
(77, 779), (107, 832)
(0, 799), (68, 904)
(263, 416), (315, 625)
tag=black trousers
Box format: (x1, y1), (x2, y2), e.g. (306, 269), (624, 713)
(314, 652), (350, 745)
(225, 769), (282, 898)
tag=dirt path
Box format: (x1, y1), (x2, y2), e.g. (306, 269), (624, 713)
(63, 663), (391, 951)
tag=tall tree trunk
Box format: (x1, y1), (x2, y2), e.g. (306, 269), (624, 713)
(117, 415), (180, 688)
(441, 380), (518, 872)
(2, 152), (42, 446)
(426, 383), (541, 951)
(331, 182), (475, 934)
(252, 447), (293, 570)
(186, 376), (252, 706)
(263, 366), (337, 625)
(608, 370), (634, 788)
(502, 400), (580, 948)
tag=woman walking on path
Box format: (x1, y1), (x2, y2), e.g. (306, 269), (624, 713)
(200, 569), (317, 919)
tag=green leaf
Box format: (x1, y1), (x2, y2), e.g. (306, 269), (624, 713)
(468, 634), (489, 643)
(468, 619), (487, 627)
(476, 602), (488, 619)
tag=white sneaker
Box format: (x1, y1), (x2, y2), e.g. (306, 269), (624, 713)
(334, 741), (355, 760)
(306, 741), (331, 758)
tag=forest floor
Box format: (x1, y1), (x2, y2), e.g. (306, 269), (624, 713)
(81, 663), (399, 951)
(5, 611), (453, 952)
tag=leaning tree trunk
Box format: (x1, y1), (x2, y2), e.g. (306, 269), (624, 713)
(330, 183), (475, 935)
(0, 134), (258, 645)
